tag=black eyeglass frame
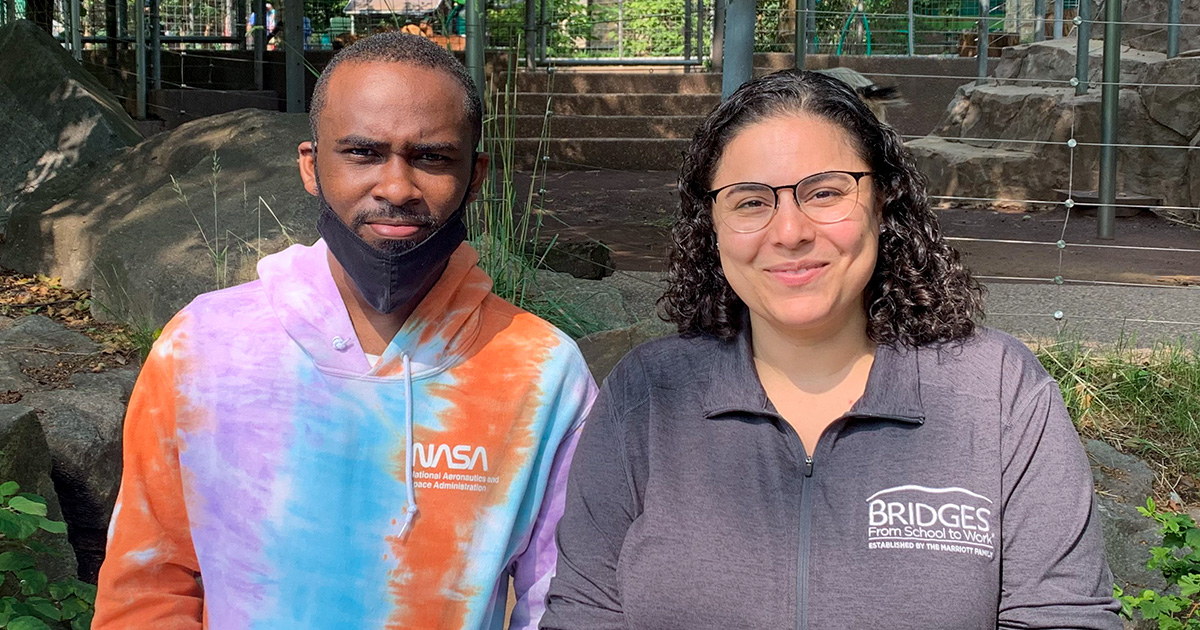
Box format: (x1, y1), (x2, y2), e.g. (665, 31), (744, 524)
(703, 170), (875, 230)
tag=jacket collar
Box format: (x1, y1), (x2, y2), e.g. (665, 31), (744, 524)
(701, 322), (925, 424)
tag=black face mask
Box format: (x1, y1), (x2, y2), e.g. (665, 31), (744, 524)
(317, 200), (468, 315)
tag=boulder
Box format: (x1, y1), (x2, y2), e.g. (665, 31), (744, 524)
(0, 404), (77, 582)
(1085, 439), (1165, 594)
(0, 20), (141, 233)
(993, 39), (1165, 89)
(531, 239), (614, 280)
(906, 137), (1044, 205)
(1083, 0), (1200, 55)
(577, 318), (676, 383)
(0, 108), (316, 327)
(1140, 56), (1200, 140)
(21, 368), (137, 583)
(0, 314), (99, 378)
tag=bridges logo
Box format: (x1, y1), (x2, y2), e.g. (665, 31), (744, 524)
(413, 443), (489, 472)
(865, 485), (996, 559)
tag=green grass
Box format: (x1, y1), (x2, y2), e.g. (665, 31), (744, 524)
(1038, 336), (1200, 503)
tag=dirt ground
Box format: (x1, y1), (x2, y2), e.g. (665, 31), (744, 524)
(525, 171), (1200, 285)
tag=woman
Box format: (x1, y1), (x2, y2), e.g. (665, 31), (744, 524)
(541, 70), (1120, 630)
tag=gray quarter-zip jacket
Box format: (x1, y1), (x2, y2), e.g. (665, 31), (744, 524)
(542, 327), (1121, 630)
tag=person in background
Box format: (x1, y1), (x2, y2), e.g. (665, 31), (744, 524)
(94, 32), (595, 630)
(542, 69), (1121, 630)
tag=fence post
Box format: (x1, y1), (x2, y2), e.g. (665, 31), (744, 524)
(1033, 0), (1044, 41)
(721, 0), (754, 99)
(1074, 0), (1089, 95)
(523, 0), (536, 68)
(1097, 0), (1120, 239)
(539, 0), (548, 62)
(617, 0), (624, 58)
(976, 0), (989, 84)
(136, 0), (146, 118)
(69, 0), (81, 61)
(1052, 0), (1063, 38)
(711, 0), (725, 71)
(796, 0), (808, 68)
(150, 0), (161, 89)
(696, 0), (705, 65)
(1167, 0), (1181, 58)
(254, 0), (265, 90)
(466, 0), (486, 108)
(684, 0), (693, 71)
(284, 0), (304, 113)
(906, 0), (914, 55)
(805, 0), (816, 53)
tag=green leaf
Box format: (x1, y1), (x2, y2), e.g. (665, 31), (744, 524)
(16, 569), (47, 596)
(33, 519), (65, 535)
(0, 511), (39, 540)
(68, 579), (96, 604)
(69, 610), (92, 630)
(56, 596), (87, 620)
(1180, 574), (1200, 597)
(1185, 528), (1200, 551)
(46, 582), (71, 601)
(7, 616), (51, 630)
(6, 498), (46, 518)
(0, 552), (35, 572)
(0, 482), (19, 498)
(22, 598), (59, 622)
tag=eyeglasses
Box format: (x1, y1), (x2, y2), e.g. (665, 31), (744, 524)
(705, 170), (874, 234)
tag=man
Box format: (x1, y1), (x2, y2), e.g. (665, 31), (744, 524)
(94, 33), (596, 630)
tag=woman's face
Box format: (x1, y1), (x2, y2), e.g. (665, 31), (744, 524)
(711, 112), (880, 339)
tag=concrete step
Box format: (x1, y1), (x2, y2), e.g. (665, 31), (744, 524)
(513, 138), (690, 170)
(514, 92), (720, 116)
(514, 71), (722, 95)
(513, 114), (704, 139)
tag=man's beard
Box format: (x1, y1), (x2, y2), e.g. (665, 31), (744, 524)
(314, 183), (438, 256)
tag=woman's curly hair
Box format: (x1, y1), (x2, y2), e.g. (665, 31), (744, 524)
(660, 69), (984, 347)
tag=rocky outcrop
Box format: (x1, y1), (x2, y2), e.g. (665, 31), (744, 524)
(0, 315), (137, 581)
(0, 20), (141, 234)
(0, 109), (315, 327)
(0, 404), (77, 582)
(912, 39), (1200, 213)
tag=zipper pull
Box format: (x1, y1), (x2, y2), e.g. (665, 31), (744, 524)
(804, 455), (814, 477)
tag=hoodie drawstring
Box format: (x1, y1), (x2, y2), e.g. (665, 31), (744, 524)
(398, 352), (419, 538)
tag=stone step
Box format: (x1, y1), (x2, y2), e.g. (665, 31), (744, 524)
(514, 71), (722, 95)
(513, 138), (690, 170)
(513, 92), (720, 117)
(512, 114), (704, 139)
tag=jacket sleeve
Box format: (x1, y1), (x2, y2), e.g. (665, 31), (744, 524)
(997, 379), (1122, 629)
(540, 374), (638, 630)
(93, 336), (204, 630)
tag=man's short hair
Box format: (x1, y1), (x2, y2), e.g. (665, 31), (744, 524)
(309, 32), (483, 147)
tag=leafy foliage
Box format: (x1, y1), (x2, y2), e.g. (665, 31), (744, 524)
(0, 482), (95, 630)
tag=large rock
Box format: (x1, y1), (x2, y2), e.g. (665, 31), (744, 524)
(21, 368), (137, 583)
(919, 81), (1192, 207)
(0, 404), (77, 582)
(0, 315), (99, 384)
(1083, 0), (1200, 55)
(577, 318), (675, 382)
(0, 108), (316, 327)
(1085, 439), (1165, 594)
(0, 20), (141, 233)
(1140, 56), (1200, 140)
(993, 39), (1164, 89)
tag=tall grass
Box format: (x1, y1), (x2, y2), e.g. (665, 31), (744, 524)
(469, 55), (605, 339)
(1038, 336), (1200, 501)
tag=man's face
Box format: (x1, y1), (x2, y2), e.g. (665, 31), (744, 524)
(298, 61), (487, 254)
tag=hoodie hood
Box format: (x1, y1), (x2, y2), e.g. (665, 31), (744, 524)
(257, 238), (494, 379)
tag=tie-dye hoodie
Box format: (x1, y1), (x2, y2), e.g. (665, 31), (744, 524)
(93, 240), (597, 630)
